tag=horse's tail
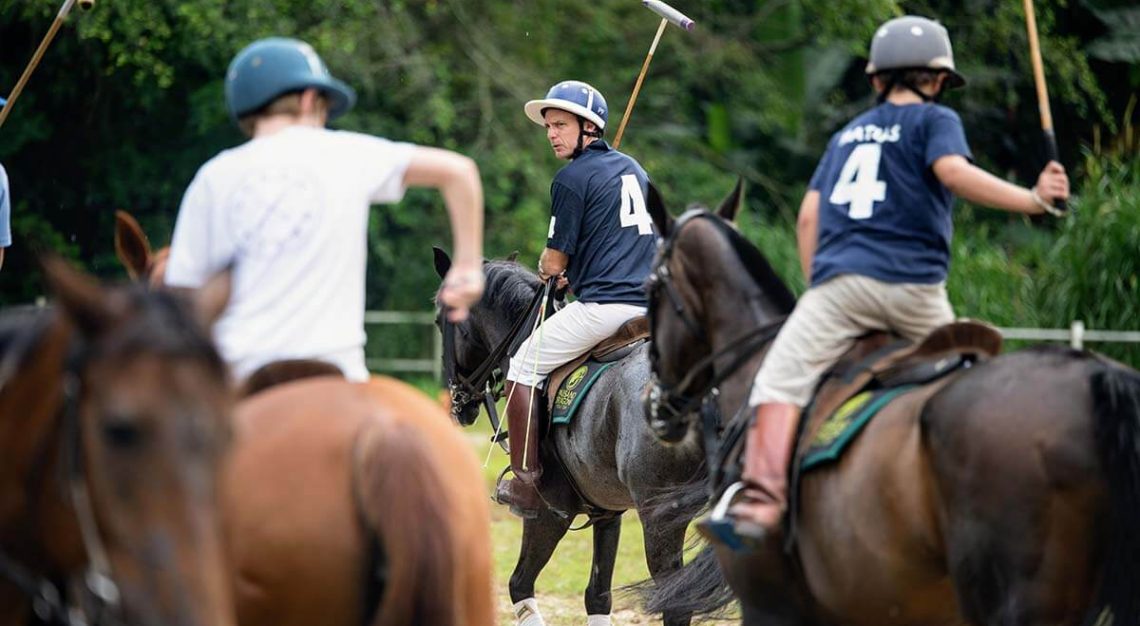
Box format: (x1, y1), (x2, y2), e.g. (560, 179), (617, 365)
(353, 403), (494, 626)
(627, 479), (735, 618)
(1089, 364), (1140, 626)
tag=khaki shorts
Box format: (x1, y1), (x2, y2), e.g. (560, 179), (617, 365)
(750, 273), (954, 407)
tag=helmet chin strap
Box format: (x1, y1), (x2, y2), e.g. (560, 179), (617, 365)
(876, 72), (940, 104)
(571, 116), (604, 159)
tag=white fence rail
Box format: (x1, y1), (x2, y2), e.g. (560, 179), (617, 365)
(364, 310), (442, 380)
(361, 312), (1140, 381)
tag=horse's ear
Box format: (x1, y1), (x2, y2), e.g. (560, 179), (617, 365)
(433, 246), (452, 279)
(506, 250), (520, 263)
(646, 182), (673, 237)
(715, 178), (745, 223)
(41, 255), (126, 336)
(114, 210), (153, 280)
(193, 265), (232, 328)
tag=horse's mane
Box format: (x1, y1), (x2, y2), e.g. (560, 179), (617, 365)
(104, 287), (226, 374)
(481, 259), (543, 318)
(701, 214), (797, 315)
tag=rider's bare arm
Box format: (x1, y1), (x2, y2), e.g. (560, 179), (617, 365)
(0, 247), (5, 271)
(404, 146), (485, 318)
(796, 191), (820, 283)
(933, 155), (1069, 215)
(538, 247), (568, 281)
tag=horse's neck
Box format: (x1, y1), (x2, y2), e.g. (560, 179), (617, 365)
(704, 278), (781, 418)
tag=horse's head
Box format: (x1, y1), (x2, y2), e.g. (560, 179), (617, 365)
(643, 180), (795, 444)
(42, 256), (236, 626)
(434, 247), (545, 426)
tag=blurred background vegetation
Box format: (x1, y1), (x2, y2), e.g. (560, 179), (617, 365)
(1, 0), (1138, 363)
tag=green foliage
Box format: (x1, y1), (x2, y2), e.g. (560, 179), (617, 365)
(0, 0), (1137, 368)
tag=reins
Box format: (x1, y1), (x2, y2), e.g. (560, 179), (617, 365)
(441, 276), (556, 444)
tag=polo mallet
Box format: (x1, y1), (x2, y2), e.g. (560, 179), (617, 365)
(0, 0), (95, 130)
(612, 0), (696, 149)
(1022, 0), (1067, 213)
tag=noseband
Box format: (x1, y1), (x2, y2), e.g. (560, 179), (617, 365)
(645, 210), (785, 438)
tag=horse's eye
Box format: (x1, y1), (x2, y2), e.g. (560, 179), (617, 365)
(102, 417), (146, 450)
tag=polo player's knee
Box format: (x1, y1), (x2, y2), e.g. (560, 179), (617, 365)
(507, 356), (545, 387)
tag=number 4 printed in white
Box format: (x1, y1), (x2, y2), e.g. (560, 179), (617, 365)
(619, 174), (654, 235)
(829, 144), (886, 219)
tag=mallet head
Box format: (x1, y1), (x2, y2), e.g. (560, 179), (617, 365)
(78, 0), (95, 10)
(643, 0), (695, 31)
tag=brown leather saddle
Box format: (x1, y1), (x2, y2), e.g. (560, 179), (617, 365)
(545, 316), (650, 415)
(239, 358), (347, 399)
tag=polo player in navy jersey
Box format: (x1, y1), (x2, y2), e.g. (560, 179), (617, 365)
(494, 81), (658, 519)
(703, 15), (1071, 550)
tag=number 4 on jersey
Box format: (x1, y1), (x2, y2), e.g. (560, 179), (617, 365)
(829, 144), (886, 220)
(619, 174), (654, 235)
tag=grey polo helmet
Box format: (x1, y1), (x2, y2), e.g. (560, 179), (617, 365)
(225, 37), (357, 123)
(865, 16), (965, 89)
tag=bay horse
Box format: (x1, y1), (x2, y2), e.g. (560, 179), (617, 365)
(114, 210), (496, 625)
(433, 248), (706, 626)
(639, 182), (1140, 626)
(0, 257), (235, 626)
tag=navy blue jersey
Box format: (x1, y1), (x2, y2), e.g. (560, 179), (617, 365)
(546, 141), (656, 305)
(809, 102), (972, 286)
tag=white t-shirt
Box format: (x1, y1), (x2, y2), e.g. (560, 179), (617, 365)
(165, 126), (414, 382)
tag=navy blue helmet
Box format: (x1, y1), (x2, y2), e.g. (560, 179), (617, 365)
(525, 81), (609, 132)
(225, 37), (357, 123)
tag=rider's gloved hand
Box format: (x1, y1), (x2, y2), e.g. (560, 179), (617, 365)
(1032, 161), (1070, 216)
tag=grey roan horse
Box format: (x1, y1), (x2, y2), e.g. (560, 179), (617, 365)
(433, 248), (705, 626)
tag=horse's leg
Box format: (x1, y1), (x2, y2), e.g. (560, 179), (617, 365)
(582, 514), (622, 624)
(641, 515), (692, 626)
(509, 509), (573, 626)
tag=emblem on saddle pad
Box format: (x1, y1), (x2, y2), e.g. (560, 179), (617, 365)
(551, 362), (614, 425)
(801, 386), (916, 472)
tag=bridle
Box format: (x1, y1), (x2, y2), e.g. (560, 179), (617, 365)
(645, 209), (785, 441)
(440, 277), (557, 442)
(0, 339), (124, 626)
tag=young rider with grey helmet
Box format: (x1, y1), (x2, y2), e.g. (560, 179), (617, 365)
(165, 37), (486, 383)
(494, 81), (658, 520)
(702, 15), (1070, 550)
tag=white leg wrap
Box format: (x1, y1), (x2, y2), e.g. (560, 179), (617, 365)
(514, 598), (545, 626)
(587, 615), (613, 626)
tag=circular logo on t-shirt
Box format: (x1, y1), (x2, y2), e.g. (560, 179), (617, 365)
(226, 167), (324, 257)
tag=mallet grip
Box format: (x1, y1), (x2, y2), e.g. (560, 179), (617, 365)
(1023, 0), (1067, 213)
(643, 0), (695, 31)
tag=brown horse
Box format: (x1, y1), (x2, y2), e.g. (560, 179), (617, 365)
(0, 257), (235, 626)
(114, 210), (496, 626)
(639, 183), (1140, 626)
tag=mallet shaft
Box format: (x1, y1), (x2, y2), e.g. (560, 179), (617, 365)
(1022, 0), (1066, 212)
(613, 18), (668, 149)
(0, 0), (79, 130)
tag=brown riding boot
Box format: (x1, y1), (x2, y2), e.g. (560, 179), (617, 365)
(698, 402), (800, 550)
(494, 381), (545, 518)
(729, 402), (801, 538)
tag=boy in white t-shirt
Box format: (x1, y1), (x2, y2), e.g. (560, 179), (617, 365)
(166, 37), (485, 382)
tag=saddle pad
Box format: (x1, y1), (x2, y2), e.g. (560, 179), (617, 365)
(800, 385), (916, 472)
(551, 361), (615, 425)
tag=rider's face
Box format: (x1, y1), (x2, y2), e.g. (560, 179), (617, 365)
(544, 109), (582, 160)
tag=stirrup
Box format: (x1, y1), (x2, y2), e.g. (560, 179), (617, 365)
(696, 482), (772, 554)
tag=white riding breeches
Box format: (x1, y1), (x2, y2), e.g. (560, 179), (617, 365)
(506, 301), (646, 387)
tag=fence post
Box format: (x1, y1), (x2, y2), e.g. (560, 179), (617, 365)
(1070, 320), (1085, 349)
(431, 325), (443, 384)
